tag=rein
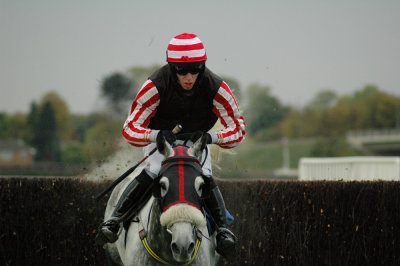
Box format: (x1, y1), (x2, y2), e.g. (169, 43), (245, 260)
(137, 216), (202, 266)
(135, 141), (209, 265)
(165, 140), (209, 168)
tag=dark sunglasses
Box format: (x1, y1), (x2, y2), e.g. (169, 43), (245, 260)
(172, 63), (204, 75)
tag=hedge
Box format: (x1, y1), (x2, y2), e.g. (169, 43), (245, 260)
(1, 177), (399, 265)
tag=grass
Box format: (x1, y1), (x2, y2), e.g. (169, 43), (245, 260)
(216, 138), (316, 179)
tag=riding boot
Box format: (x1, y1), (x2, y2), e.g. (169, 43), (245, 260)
(96, 170), (153, 245)
(204, 179), (237, 258)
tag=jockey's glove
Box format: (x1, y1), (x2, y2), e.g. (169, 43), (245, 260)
(157, 130), (177, 145)
(205, 133), (212, 144)
(190, 131), (212, 144)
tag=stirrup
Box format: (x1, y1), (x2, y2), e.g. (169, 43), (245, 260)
(216, 228), (238, 258)
(95, 219), (121, 245)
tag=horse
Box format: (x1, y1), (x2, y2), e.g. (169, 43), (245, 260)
(102, 135), (218, 265)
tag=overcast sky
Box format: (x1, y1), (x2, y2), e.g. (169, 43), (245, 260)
(1, 0), (399, 114)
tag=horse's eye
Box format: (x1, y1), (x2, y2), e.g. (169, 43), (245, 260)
(159, 177), (169, 197)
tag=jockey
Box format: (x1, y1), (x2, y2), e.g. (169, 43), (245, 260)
(98, 33), (246, 258)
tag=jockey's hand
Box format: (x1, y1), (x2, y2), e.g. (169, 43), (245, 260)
(190, 131), (212, 144)
(157, 130), (177, 145)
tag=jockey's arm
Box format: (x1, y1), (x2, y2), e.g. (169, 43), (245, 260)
(209, 81), (246, 149)
(122, 80), (160, 147)
(123, 80), (246, 148)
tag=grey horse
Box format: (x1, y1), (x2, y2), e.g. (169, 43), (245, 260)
(103, 136), (218, 265)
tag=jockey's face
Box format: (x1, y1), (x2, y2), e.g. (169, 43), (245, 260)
(176, 72), (199, 90)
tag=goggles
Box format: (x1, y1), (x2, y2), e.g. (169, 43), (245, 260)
(170, 62), (205, 75)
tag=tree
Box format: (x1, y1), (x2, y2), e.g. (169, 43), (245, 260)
(277, 85), (400, 139)
(279, 108), (303, 138)
(307, 89), (338, 111)
(101, 72), (132, 116)
(128, 65), (159, 90)
(26, 102), (39, 145)
(0, 112), (32, 141)
(70, 114), (90, 142)
(61, 143), (88, 164)
(352, 84), (379, 103)
(245, 83), (287, 136)
(101, 66), (161, 118)
(0, 112), (9, 138)
(39, 91), (72, 141)
(6, 113), (28, 141)
(310, 137), (360, 157)
(354, 92), (400, 129)
(83, 120), (122, 162)
(34, 101), (61, 161)
(70, 112), (119, 143)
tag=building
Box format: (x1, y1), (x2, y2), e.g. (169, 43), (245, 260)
(0, 139), (35, 166)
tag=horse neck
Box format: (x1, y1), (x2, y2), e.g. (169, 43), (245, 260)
(146, 198), (174, 259)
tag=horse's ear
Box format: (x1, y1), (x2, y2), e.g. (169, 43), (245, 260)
(188, 133), (208, 159)
(156, 134), (174, 158)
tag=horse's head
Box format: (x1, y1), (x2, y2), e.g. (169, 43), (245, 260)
(154, 134), (208, 262)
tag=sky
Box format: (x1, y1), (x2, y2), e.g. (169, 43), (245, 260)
(1, 0), (400, 114)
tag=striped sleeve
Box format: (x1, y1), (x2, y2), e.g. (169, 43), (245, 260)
(122, 80), (160, 147)
(212, 81), (246, 149)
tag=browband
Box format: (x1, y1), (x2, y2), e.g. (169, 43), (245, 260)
(162, 156), (200, 165)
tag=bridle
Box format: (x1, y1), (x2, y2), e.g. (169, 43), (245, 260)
(137, 145), (206, 265)
(137, 213), (203, 266)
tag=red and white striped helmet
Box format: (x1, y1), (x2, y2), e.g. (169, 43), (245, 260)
(166, 33), (207, 63)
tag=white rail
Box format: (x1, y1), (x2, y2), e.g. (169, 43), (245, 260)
(299, 156), (400, 181)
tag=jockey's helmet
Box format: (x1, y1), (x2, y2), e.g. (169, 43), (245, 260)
(166, 33), (207, 63)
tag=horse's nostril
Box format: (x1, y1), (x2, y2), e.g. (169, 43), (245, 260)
(171, 242), (180, 254)
(188, 242), (195, 254)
